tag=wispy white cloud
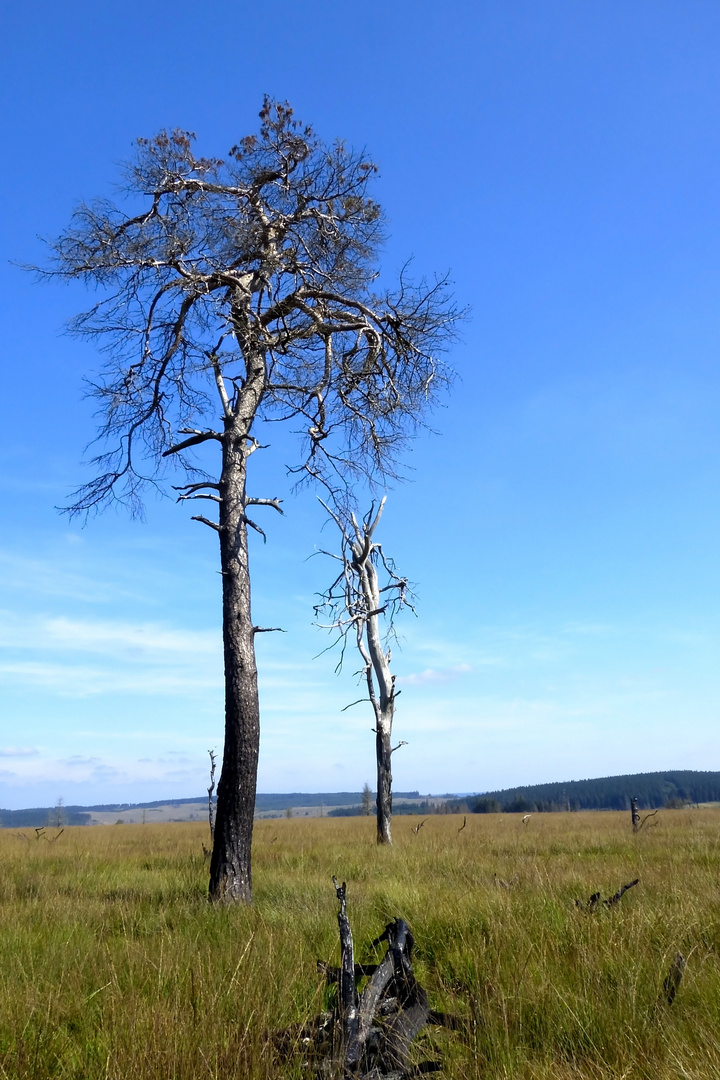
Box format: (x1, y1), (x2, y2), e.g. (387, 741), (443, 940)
(560, 621), (621, 638)
(0, 551), (120, 604)
(0, 749), (211, 795)
(0, 612), (218, 658)
(0, 747), (39, 757)
(0, 610), (225, 696)
(0, 660), (222, 697)
(396, 663), (474, 686)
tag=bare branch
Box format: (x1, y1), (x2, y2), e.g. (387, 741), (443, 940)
(341, 698), (371, 712)
(242, 515), (266, 542)
(163, 431), (223, 457)
(365, 495), (387, 540)
(177, 492), (222, 503)
(246, 498), (284, 514)
(191, 515), (222, 532)
(173, 481), (220, 493)
(209, 353), (232, 420)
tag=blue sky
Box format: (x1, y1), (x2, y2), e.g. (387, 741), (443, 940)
(1, 1), (719, 810)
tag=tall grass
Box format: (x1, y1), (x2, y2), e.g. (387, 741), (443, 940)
(0, 811), (718, 1078)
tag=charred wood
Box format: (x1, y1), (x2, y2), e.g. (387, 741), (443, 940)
(575, 879), (639, 910)
(281, 879), (461, 1078)
(662, 952), (686, 1006)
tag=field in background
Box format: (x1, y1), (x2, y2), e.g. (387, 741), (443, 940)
(0, 811), (718, 1079)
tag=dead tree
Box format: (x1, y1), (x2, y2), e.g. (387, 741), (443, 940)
(35, 99), (460, 902)
(631, 798), (640, 831)
(207, 749), (217, 841)
(362, 782), (373, 817)
(315, 498), (413, 844)
(202, 749), (218, 859)
(631, 797), (659, 833)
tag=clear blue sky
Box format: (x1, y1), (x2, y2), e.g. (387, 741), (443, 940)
(1, 1), (719, 810)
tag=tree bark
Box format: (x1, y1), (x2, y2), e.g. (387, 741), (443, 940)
(209, 430), (259, 903)
(376, 717), (393, 845)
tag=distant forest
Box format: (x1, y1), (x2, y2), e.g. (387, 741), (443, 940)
(0, 791), (423, 828)
(328, 801), (434, 818)
(2, 775), (719, 827)
(452, 770), (720, 814)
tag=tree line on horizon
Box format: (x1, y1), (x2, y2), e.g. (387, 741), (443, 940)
(451, 770), (720, 814)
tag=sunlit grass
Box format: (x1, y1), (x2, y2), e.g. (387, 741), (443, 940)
(0, 810), (718, 1078)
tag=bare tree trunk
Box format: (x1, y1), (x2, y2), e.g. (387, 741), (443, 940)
(362, 560), (395, 846)
(376, 719), (393, 845)
(209, 437), (259, 903)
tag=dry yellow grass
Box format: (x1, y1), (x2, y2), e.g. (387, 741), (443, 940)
(0, 809), (718, 1078)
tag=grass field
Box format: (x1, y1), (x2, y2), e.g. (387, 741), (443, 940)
(0, 810), (718, 1079)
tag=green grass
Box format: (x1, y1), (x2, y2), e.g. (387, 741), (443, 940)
(0, 810), (718, 1078)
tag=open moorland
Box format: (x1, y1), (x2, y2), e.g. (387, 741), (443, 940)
(1, 810), (719, 1079)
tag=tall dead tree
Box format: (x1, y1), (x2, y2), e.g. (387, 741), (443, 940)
(36, 99), (459, 902)
(315, 497), (411, 844)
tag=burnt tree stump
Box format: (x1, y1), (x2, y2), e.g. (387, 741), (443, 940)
(298, 877), (453, 1078)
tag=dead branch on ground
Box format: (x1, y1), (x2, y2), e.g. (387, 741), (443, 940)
(575, 879), (639, 911)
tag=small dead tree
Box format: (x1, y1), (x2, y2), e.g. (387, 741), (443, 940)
(631, 797), (640, 831)
(35, 99), (460, 902)
(631, 797), (659, 833)
(207, 749), (217, 841)
(315, 498), (413, 845)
